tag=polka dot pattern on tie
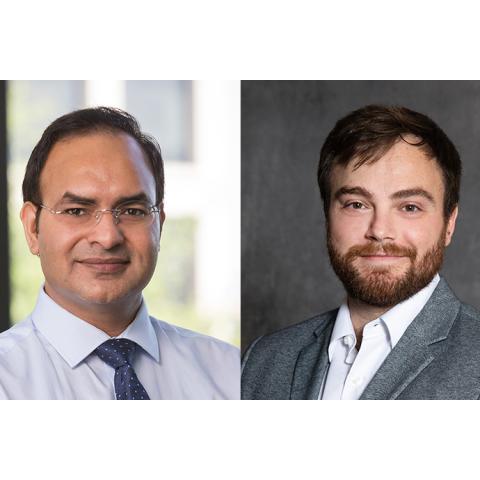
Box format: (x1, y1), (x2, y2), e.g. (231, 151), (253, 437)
(94, 338), (150, 400)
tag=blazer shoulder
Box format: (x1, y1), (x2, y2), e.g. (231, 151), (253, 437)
(241, 309), (337, 399)
(459, 301), (480, 321)
(243, 308), (337, 363)
(455, 301), (480, 338)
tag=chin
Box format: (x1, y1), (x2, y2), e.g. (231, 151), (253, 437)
(76, 285), (137, 306)
(358, 263), (407, 278)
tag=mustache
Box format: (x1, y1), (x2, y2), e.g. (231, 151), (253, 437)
(345, 243), (417, 260)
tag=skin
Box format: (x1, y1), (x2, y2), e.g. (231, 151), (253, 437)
(327, 137), (458, 347)
(21, 131), (165, 336)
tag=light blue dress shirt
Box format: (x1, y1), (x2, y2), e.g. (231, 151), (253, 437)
(0, 289), (240, 399)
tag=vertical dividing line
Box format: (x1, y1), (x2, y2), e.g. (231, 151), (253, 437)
(0, 81), (10, 331)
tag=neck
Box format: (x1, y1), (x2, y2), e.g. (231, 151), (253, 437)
(44, 284), (142, 337)
(347, 296), (391, 349)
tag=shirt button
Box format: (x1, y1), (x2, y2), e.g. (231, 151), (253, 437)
(343, 336), (354, 347)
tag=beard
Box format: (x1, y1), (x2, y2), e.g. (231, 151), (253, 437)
(327, 227), (446, 308)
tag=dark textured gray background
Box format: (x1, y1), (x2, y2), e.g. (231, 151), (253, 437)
(241, 80), (480, 352)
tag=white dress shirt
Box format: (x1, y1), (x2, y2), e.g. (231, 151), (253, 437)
(321, 274), (440, 400)
(0, 288), (240, 399)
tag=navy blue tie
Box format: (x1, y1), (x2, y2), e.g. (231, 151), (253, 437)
(95, 338), (150, 400)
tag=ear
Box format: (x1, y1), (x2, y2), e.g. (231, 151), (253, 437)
(444, 206), (458, 247)
(156, 205), (166, 252)
(20, 202), (40, 255)
(159, 203), (166, 230)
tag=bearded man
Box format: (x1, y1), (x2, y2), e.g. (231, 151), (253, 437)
(241, 104), (480, 400)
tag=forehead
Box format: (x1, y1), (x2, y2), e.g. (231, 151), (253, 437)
(330, 140), (445, 197)
(40, 131), (156, 203)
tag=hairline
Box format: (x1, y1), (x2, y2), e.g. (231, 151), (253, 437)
(33, 127), (158, 232)
(324, 138), (455, 220)
(38, 127), (157, 199)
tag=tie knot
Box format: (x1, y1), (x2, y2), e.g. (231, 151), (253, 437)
(94, 338), (137, 369)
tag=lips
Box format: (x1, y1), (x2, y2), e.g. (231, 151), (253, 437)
(360, 254), (405, 258)
(346, 244), (417, 261)
(77, 257), (130, 273)
(359, 255), (406, 260)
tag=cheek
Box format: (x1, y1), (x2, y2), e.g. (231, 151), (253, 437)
(399, 216), (445, 248)
(400, 225), (425, 246)
(129, 230), (159, 261)
(132, 234), (159, 281)
(328, 213), (368, 248)
(38, 226), (79, 261)
(151, 220), (161, 241)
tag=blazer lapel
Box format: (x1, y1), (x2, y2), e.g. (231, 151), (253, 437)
(290, 316), (334, 400)
(360, 278), (461, 400)
(359, 322), (434, 399)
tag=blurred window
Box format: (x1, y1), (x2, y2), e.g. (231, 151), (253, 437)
(126, 81), (192, 162)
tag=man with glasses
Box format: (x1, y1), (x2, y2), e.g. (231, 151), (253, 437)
(0, 107), (239, 399)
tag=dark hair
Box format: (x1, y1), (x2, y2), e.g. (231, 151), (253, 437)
(317, 104), (461, 219)
(22, 106), (164, 207)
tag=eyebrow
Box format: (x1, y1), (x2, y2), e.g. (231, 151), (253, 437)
(389, 188), (435, 204)
(334, 186), (436, 204)
(115, 193), (153, 206)
(60, 192), (96, 205)
(60, 191), (153, 206)
(334, 186), (373, 200)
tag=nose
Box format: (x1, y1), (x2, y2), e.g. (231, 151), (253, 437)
(365, 208), (395, 242)
(94, 209), (121, 225)
(86, 211), (125, 249)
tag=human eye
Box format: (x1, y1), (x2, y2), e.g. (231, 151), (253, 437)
(62, 207), (88, 217)
(121, 207), (147, 217)
(401, 203), (422, 214)
(343, 201), (366, 210)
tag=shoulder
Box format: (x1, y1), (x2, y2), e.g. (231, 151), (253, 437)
(0, 316), (37, 359)
(0, 317), (43, 399)
(149, 317), (240, 399)
(436, 277), (480, 337)
(458, 302), (480, 321)
(241, 310), (336, 399)
(244, 309), (337, 361)
(149, 316), (239, 360)
(454, 301), (480, 338)
(242, 309), (337, 382)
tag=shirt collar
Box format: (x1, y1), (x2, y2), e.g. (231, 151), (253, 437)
(31, 287), (160, 368)
(328, 302), (356, 361)
(328, 273), (441, 360)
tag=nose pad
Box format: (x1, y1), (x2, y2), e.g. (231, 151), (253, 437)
(94, 209), (121, 225)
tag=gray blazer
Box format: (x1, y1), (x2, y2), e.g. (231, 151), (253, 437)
(241, 277), (480, 399)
